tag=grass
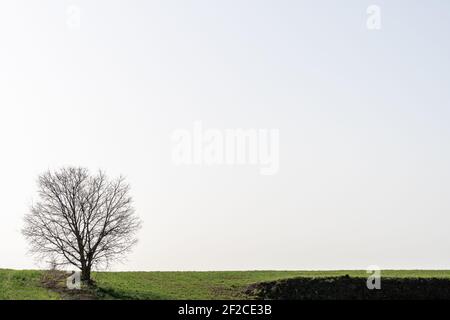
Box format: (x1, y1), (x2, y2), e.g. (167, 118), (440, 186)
(93, 271), (308, 299)
(0, 269), (59, 300)
(2, 269), (450, 300)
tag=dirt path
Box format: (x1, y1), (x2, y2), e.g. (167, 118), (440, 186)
(40, 270), (98, 300)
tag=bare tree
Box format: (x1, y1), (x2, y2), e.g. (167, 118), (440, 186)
(23, 167), (141, 284)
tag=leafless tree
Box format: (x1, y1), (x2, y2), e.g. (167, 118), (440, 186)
(23, 167), (142, 284)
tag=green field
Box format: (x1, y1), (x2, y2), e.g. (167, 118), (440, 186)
(0, 270), (60, 300)
(1, 269), (450, 300)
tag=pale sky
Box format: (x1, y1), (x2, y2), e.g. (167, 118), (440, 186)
(1, 0), (450, 271)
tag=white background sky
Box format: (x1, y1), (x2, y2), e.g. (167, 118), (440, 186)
(1, 0), (450, 271)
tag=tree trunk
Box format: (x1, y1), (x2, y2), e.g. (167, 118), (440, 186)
(81, 267), (92, 285)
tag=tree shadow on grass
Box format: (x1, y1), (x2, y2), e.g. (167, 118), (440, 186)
(95, 286), (168, 300)
(40, 270), (166, 300)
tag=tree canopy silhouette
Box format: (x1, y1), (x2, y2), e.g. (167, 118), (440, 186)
(23, 167), (141, 283)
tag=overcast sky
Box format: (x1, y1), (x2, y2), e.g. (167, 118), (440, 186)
(1, 0), (450, 271)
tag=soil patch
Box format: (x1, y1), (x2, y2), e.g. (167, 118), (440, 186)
(245, 275), (450, 300)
